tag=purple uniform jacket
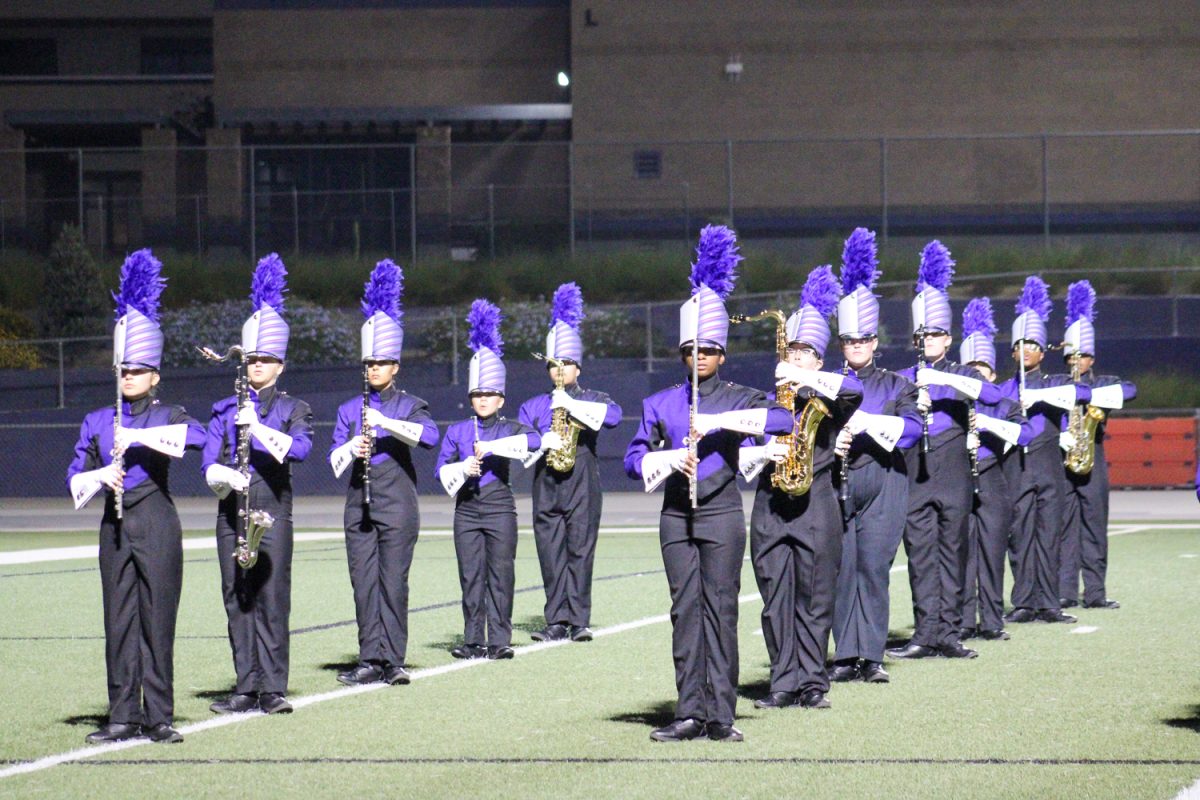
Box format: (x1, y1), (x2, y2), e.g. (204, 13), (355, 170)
(202, 385), (314, 482)
(517, 384), (622, 461)
(435, 415), (541, 494)
(975, 394), (1035, 463)
(997, 367), (1090, 452)
(331, 385), (439, 485)
(624, 375), (796, 513)
(1058, 371), (1137, 445)
(67, 397), (206, 503)
(845, 364), (922, 469)
(897, 358), (1001, 449)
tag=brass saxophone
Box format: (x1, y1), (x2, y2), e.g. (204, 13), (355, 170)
(531, 352), (584, 472)
(1064, 354), (1105, 475)
(730, 310), (828, 496)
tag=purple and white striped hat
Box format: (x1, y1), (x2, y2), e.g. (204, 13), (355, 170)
(241, 253), (290, 360)
(1063, 280), (1096, 357)
(1012, 276), (1052, 349)
(959, 297), (998, 370)
(679, 225), (741, 351)
(467, 299), (506, 394)
(112, 249), (166, 370)
(911, 241), (955, 334)
(546, 282), (584, 364)
(786, 265), (840, 356)
(361, 259), (404, 362)
(836, 228), (881, 338)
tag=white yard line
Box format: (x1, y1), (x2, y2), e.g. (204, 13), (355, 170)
(0, 589), (758, 780)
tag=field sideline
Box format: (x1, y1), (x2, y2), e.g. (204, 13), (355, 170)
(0, 492), (1197, 799)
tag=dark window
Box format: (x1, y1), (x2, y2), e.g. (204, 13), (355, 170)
(634, 149), (662, 180)
(0, 39), (58, 76)
(140, 38), (213, 75)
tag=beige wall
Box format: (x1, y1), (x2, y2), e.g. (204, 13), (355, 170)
(214, 6), (569, 113)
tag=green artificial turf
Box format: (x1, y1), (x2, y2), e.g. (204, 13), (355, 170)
(1, 525), (1198, 799)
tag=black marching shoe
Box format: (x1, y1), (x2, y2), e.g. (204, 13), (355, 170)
(707, 722), (744, 742)
(450, 643), (488, 660)
(939, 641), (979, 659)
(1084, 598), (1120, 609)
(829, 660), (862, 683)
(1037, 609), (1077, 624)
(487, 645), (515, 660)
(798, 689), (831, 709)
(258, 693), (293, 714)
(210, 693), (259, 715)
(382, 664), (412, 685)
(959, 627), (979, 641)
(145, 723), (183, 744)
(1003, 608), (1037, 624)
(337, 663), (384, 686)
(649, 718), (706, 742)
(754, 690), (799, 709)
(1059, 597), (1080, 609)
(860, 661), (890, 683)
(885, 642), (939, 659)
(530, 623), (569, 642)
(85, 722), (141, 744)
(569, 625), (594, 642)
(977, 628), (1011, 641)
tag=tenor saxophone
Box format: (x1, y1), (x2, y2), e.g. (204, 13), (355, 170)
(730, 310), (828, 496)
(1063, 354), (1104, 475)
(532, 352), (584, 472)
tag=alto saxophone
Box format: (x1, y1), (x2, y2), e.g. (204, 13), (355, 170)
(531, 352), (584, 472)
(1064, 354), (1105, 475)
(730, 310), (828, 496)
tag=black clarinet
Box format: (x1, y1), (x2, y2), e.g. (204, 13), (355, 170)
(361, 366), (373, 508)
(915, 325), (930, 453)
(838, 362), (850, 506)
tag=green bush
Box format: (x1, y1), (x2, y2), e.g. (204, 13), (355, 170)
(1126, 371), (1200, 410)
(41, 225), (108, 338)
(0, 306), (39, 369)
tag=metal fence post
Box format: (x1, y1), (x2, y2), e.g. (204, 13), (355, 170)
(409, 145), (417, 266)
(725, 139), (735, 226)
(880, 137), (889, 243)
(487, 183), (495, 261)
(194, 195), (203, 260)
(389, 189), (397, 256)
(57, 339), (65, 409)
(1041, 135), (1050, 248)
(450, 310), (459, 385)
(645, 302), (654, 373)
(77, 148), (84, 233)
(568, 141), (576, 258)
(249, 145), (257, 262)
(292, 186), (300, 255)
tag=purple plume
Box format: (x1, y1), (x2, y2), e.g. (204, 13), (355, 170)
(550, 282), (585, 329)
(840, 227), (880, 294)
(689, 224), (741, 300)
(467, 298), (504, 357)
(1015, 275), (1053, 321)
(800, 264), (841, 318)
(962, 297), (998, 338)
(361, 258), (404, 322)
(1065, 280), (1096, 325)
(250, 253), (288, 314)
(916, 240), (955, 292)
(112, 248), (166, 322)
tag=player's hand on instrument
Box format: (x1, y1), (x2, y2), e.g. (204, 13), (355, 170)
(550, 388), (571, 409)
(916, 387), (931, 413)
(834, 428), (854, 458)
(774, 361), (809, 387)
(541, 430), (565, 451)
(205, 463), (248, 494)
(966, 431), (980, 451)
(350, 434), (372, 458)
(766, 437), (790, 464)
(97, 463), (125, 491)
(235, 405), (257, 427)
(678, 450), (699, 478)
(113, 426), (136, 455)
(364, 407), (387, 429)
(1059, 431), (1077, 452)
(464, 455), (482, 477)
(692, 412), (723, 437)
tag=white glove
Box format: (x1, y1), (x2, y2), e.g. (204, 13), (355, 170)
(117, 424), (189, 458)
(464, 455), (482, 477)
(834, 428), (854, 458)
(1059, 431), (1077, 452)
(550, 388), (571, 409)
(738, 445), (769, 481)
(705, 408), (769, 436)
(641, 448), (688, 492)
(766, 437), (791, 463)
(113, 426), (134, 456)
(692, 412), (722, 436)
(477, 434), (531, 460)
(917, 387), (931, 413)
(1089, 384), (1124, 410)
(439, 460), (472, 496)
(540, 430), (565, 451)
(918, 367), (982, 400)
(206, 463), (249, 498)
(69, 465), (123, 509)
(235, 405), (257, 427)
(551, 389), (608, 431)
(966, 431), (980, 452)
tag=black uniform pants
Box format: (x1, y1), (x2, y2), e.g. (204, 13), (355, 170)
(751, 470), (842, 695)
(903, 442), (972, 648)
(1007, 443), (1064, 612)
(962, 459), (1011, 631)
(1059, 444), (1111, 605)
(453, 491), (518, 647)
(98, 491), (183, 727)
(833, 461), (908, 664)
(344, 473), (420, 666)
(532, 461), (602, 628)
(216, 482), (294, 695)
(659, 505), (745, 726)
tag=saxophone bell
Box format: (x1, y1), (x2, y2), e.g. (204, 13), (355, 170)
(234, 509), (275, 569)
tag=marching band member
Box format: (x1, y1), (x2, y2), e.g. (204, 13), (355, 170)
(435, 300), (541, 661)
(957, 298), (1032, 641)
(827, 230), (921, 685)
(1000, 276), (1090, 625)
(518, 283), (622, 644)
(749, 265), (863, 710)
(888, 242), (1000, 661)
(67, 250), (204, 744)
(624, 225), (795, 743)
(1057, 281), (1136, 610)
(330, 260), (439, 686)
(203, 254), (314, 715)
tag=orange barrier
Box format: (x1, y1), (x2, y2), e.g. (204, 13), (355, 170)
(1105, 414), (1198, 488)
